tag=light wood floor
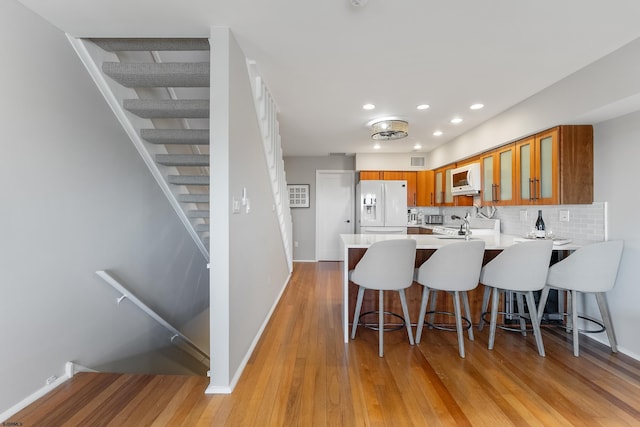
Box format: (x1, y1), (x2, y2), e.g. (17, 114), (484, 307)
(11, 262), (640, 426)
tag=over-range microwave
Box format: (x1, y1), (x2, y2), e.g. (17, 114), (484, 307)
(450, 163), (481, 196)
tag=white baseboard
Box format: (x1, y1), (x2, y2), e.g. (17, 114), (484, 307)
(586, 334), (640, 361)
(205, 272), (292, 394)
(0, 362), (95, 422)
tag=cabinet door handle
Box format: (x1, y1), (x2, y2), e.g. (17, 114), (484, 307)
(529, 178), (535, 201)
(494, 184), (499, 202)
(430, 192), (433, 205)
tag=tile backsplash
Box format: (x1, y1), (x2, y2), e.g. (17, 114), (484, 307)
(417, 202), (607, 244)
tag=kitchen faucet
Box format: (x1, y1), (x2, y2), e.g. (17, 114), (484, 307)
(451, 213), (472, 240)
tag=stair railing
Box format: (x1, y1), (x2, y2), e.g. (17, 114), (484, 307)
(96, 270), (210, 365)
(246, 60), (293, 271)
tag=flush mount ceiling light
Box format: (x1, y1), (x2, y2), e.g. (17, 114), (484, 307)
(370, 119), (409, 141)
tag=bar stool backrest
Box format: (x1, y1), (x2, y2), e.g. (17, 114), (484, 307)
(480, 240), (553, 291)
(350, 239), (417, 291)
(416, 240), (486, 291)
(547, 240), (623, 292)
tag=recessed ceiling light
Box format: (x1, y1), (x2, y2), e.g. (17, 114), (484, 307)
(416, 104), (430, 110)
(373, 143), (381, 150)
(470, 103), (484, 110)
(433, 130), (443, 136)
(362, 103), (375, 110)
(413, 143), (422, 150)
(450, 117), (463, 124)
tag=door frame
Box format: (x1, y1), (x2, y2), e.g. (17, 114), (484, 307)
(315, 170), (355, 261)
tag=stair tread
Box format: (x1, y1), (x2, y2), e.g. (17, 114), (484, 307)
(142, 129), (209, 145)
(195, 224), (209, 232)
(124, 99), (209, 118)
(168, 175), (209, 185)
(156, 154), (209, 167)
(179, 194), (209, 203)
(103, 62), (209, 87)
(188, 210), (210, 218)
(90, 38), (209, 52)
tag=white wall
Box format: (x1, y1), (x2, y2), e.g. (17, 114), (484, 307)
(428, 37), (640, 169)
(355, 153), (426, 171)
(592, 112), (640, 358)
(209, 28), (290, 391)
(0, 0), (209, 412)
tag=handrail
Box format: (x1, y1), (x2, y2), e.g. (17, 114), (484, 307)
(96, 270), (210, 365)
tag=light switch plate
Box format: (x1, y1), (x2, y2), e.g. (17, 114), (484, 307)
(559, 210), (570, 222)
(232, 197), (241, 214)
(519, 210), (528, 221)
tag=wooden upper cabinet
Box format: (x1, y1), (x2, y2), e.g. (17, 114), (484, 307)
(382, 171), (416, 206)
(382, 171), (404, 180)
(416, 170), (435, 206)
(480, 144), (516, 206)
(359, 171), (383, 180)
(404, 172), (417, 207)
(515, 125), (592, 205)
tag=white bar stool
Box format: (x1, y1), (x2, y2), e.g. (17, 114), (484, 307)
(350, 239), (417, 357)
(537, 240), (623, 356)
(415, 240), (486, 358)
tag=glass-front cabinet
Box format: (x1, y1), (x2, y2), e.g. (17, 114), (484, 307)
(516, 128), (559, 205)
(434, 167), (454, 205)
(481, 144), (515, 205)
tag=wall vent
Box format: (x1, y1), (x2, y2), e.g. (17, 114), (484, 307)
(411, 156), (425, 167)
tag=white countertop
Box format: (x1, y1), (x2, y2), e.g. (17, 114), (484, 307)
(340, 233), (581, 251)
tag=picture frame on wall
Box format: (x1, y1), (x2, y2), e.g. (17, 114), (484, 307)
(288, 184), (310, 208)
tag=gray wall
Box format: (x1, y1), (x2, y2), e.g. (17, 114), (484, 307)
(209, 28), (291, 389)
(592, 111), (640, 358)
(284, 156), (355, 260)
(1, 1), (209, 412)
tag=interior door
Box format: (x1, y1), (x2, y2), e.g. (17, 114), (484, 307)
(316, 170), (355, 261)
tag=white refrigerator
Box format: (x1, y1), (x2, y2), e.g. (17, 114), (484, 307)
(356, 180), (408, 234)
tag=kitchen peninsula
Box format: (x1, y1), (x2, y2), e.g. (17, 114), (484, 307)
(339, 233), (580, 343)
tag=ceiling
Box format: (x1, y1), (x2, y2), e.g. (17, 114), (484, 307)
(17, 0), (640, 157)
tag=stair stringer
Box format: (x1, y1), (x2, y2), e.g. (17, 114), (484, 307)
(66, 35), (209, 259)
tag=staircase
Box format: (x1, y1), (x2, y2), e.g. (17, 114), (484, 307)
(67, 36), (294, 268)
(68, 37), (212, 257)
